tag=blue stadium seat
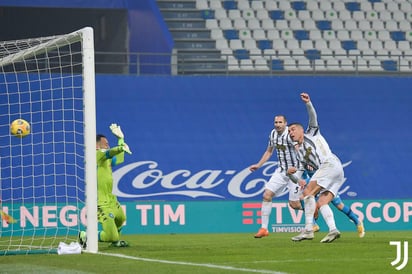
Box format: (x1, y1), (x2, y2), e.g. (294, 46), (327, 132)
(345, 2), (361, 12)
(316, 20), (332, 31)
(269, 10), (284, 20)
(305, 49), (321, 60)
(233, 49), (250, 60)
(291, 1), (306, 11)
(271, 59), (284, 71)
(368, 0), (382, 3)
(223, 1), (237, 10)
(381, 60), (398, 71)
(257, 40), (273, 50)
(294, 30), (309, 41)
(341, 40), (357, 51)
(390, 31), (406, 42)
(223, 29), (239, 40)
(201, 10), (214, 20)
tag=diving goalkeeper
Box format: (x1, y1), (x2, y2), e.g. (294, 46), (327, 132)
(79, 123), (132, 248)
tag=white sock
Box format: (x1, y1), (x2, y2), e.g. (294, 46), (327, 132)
(303, 195), (315, 231)
(261, 201), (272, 229)
(319, 204), (337, 232)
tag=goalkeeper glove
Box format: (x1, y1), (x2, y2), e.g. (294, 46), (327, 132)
(110, 123), (124, 139)
(121, 142), (132, 155)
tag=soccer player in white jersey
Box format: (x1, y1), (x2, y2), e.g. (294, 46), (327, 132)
(300, 169), (365, 238)
(249, 115), (303, 238)
(287, 92), (344, 243)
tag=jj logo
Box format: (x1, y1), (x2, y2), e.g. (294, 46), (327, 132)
(390, 241), (409, 271)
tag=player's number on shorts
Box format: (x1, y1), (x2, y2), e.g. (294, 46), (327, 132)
(294, 186), (299, 194)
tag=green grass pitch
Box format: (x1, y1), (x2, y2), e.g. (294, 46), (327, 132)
(2, 231), (411, 273)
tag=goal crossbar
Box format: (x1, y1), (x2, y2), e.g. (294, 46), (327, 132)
(0, 29), (85, 68)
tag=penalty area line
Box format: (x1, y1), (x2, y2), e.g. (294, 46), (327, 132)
(98, 252), (288, 274)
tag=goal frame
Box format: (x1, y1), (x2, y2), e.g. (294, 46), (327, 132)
(0, 27), (98, 254)
(81, 27), (98, 254)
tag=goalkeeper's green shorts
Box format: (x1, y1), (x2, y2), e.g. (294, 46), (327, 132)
(97, 202), (126, 230)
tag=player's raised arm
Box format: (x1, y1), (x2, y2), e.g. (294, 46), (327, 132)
(300, 92), (318, 128)
(300, 92), (310, 103)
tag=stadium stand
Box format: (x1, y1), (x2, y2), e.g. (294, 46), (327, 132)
(158, 0), (412, 73)
(157, 0), (228, 73)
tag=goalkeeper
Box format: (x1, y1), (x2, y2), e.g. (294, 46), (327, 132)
(79, 123), (132, 248)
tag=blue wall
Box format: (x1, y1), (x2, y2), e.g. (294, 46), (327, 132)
(2, 74), (411, 234)
(95, 75), (412, 201)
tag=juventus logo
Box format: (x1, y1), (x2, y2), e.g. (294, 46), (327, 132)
(304, 147), (312, 161)
(390, 241), (409, 270)
(276, 144), (286, 151)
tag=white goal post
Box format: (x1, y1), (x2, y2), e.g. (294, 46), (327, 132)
(0, 27), (97, 254)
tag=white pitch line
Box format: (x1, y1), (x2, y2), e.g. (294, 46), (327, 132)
(248, 257), (381, 264)
(98, 252), (288, 274)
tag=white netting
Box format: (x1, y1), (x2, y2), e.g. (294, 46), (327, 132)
(0, 29), (96, 255)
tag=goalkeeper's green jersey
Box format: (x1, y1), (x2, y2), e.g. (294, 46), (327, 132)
(96, 146), (124, 206)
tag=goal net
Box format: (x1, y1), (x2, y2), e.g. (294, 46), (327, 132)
(0, 27), (98, 255)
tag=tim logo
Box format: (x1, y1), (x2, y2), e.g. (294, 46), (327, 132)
(242, 203), (261, 225)
(390, 241), (409, 271)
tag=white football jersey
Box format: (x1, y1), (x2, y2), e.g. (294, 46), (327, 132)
(295, 125), (333, 170)
(268, 126), (299, 172)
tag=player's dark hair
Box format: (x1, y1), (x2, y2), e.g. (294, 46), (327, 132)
(288, 122), (304, 129)
(96, 134), (106, 142)
(275, 114), (287, 122)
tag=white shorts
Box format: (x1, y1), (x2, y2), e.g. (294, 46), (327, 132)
(310, 154), (344, 196)
(265, 168), (302, 201)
